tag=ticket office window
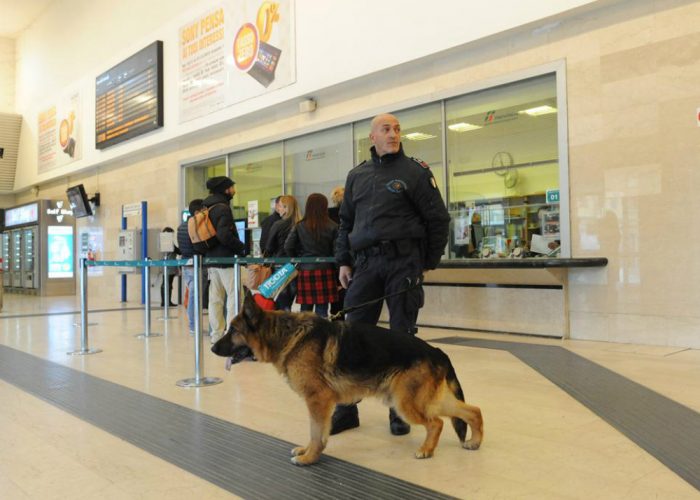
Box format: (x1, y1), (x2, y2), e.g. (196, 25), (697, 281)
(284, 125), (353, 211)
(353, 102), (445, 193)
(183, 157), (227, 210)
(229, 143), (283, 221)
(445, 73), (560, 259)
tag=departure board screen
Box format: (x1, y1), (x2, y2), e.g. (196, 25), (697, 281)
(95, 41), (163, 149)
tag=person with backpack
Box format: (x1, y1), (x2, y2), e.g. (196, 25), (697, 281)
(284, 193), (338, 318)
(178, 199), (203, 334)
(200, 176), (245, 341)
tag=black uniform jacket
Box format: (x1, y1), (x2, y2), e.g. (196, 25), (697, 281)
(335, 145), (450, 270)
(202, 193), (246, 263)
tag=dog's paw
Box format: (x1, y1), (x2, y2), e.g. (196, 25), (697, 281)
(290, 454), (319, 466)
(414, 449), (434, 459)
(462, 439), (481, 450)
(291, 446), (306, 457)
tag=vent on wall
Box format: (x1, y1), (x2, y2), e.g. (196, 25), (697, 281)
(0, 112), (21, 193)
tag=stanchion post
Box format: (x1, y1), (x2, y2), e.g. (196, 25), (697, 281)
(233, 258), (241, 315)
(68, 258), (102, 355)
(177, 254), (222, 387)
(136, 258), (162, 339)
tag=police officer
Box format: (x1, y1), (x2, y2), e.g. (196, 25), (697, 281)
(333, 113), (450, 436)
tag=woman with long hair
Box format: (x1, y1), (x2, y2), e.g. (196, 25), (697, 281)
(285, 193), (338, 317)
(265, 194), (301, 310)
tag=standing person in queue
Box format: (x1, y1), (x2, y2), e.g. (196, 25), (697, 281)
(159, 227), (181, 307)
(332, 113), (451, 436)
(327, 186), (345, 320)
(202, 176), (246, 341)
(264, 194), (302, 311)
(284, 193), (339, 318)
(259, 196), (283, 254)
(177, 198), (203, 334)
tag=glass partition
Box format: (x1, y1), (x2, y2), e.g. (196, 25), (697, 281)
(229, 143), (283, 221)
(446, 73), (559, 258)
(183, 156), (227, 209)
(284, 125), (353, 210)
(353, 103), (445, 193)
(182, 70), (564, 261)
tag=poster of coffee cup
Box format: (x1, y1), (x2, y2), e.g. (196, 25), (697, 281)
(38, 91), (82, 173)
(178, 0), (296, 123)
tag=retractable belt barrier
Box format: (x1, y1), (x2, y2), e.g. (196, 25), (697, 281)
(73, 256), (337, 387)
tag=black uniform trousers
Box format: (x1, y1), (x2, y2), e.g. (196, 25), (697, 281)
(344, 241), (424, 335)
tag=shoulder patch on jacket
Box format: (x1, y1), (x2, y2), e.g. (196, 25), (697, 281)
(411, 157), (430, 169)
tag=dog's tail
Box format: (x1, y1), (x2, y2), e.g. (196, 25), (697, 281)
(446, 361), (468, 442)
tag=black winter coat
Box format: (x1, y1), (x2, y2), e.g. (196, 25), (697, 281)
(202, 193), (246, 265)
(264, 217), (294, 257)
(285, 220), (338, 270)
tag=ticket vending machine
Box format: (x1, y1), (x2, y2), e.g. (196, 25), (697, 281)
(1, 232), (9, 287)
(11, 229), (22, 289)
(22, 226), (39, 289)
(2, 201), (75, 296)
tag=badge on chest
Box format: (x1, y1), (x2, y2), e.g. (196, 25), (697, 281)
(386, 179), (407, 193)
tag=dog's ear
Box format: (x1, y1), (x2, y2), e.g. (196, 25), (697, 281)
(242, 291), (264, 329)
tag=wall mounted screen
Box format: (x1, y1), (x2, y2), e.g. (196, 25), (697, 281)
(95, 41), (164, 149)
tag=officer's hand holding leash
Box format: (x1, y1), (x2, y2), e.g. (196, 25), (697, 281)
(339, 265), (353, 289)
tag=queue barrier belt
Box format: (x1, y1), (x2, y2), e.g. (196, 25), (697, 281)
(86, 257), (337, 268)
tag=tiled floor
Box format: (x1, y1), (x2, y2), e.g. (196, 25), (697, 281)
(1, 294), (699, 499)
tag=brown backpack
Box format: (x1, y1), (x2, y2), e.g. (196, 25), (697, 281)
(187, 203), (226, 253)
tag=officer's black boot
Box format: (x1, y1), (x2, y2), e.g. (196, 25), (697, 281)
(330, 403), (359, 435)
(389, 407), (411, 435)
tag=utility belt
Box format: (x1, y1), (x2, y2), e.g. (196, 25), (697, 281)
(355, 239), (421, 259)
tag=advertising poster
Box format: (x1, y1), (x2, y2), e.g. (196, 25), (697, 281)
(48, 226), (74, 279)
(179, 0), (296, 123)
(79, 228), (104, 276)
(38, 91), (82, 173)
(247, 199), (259, 228)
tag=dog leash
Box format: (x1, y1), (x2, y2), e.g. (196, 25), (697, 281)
(329, 276), (423, 321)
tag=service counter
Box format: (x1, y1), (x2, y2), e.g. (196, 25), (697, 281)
(390, 258), (608, 338)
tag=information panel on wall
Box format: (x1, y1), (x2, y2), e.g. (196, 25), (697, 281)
(47, 226), (74, 279)
(95, 41), (164, 149)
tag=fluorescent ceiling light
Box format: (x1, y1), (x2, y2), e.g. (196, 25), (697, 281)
(403, 132), (436, 141)
(448, 122), (482, 132)
(518, 105), (557, 116)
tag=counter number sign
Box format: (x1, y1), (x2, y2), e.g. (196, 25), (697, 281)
(546, 189), (560, 204)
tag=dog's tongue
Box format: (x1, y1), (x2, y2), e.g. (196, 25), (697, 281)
(225, 357), (234, 371)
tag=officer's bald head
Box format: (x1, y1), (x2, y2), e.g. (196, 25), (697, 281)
(370, 114), (401, 157)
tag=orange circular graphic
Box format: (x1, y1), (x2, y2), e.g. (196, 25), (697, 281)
(59, 119), (70, 148)
(233, 23), (259, 71)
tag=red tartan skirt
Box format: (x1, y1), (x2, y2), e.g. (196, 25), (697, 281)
(296, 268), (339, 305)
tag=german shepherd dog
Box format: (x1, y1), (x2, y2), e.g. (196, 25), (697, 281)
(211, 292), (483, 466)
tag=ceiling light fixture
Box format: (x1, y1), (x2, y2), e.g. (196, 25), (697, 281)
(403, 132), (436, 141)
(518, 105), (557, 116)
(448, 122), (482, 132)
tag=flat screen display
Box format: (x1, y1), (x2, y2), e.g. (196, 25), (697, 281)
(95, 41), (164, 149)
(66, 184), (93, 218)
(234, 219), (246, 246)
(48, 225), (74, 279)
(4, 203), (38, 228)
(235, 219), (250, 255)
